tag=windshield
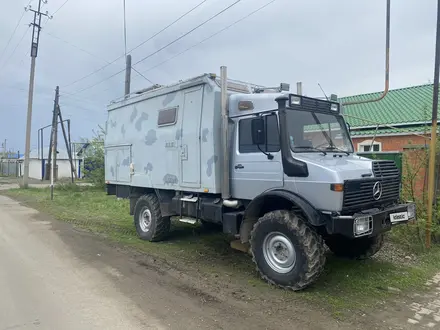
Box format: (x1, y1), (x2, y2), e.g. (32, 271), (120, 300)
(286, 109), (353, 153)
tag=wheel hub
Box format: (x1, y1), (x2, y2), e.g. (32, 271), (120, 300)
(139, 207), (152, 233)
(263, 232), (296, 274)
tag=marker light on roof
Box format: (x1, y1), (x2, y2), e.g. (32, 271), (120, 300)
(290, 96), (301, 105)
(238, 101), (254, 111)
(331, 103), (339, 112)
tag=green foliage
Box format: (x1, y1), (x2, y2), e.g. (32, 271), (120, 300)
(391, 137), (440, 251)
(81, 126), (105, 189)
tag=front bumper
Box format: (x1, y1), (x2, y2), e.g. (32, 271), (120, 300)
(327, 203), (416, 238)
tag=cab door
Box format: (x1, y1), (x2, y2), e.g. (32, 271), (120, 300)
(230, 113), (284, 200)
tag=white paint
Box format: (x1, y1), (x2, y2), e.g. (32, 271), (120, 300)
(18, 159), (81, 180)
(357, 139), (382, 152)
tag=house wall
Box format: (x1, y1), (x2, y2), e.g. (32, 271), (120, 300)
(352, 134), (430, 152)
(351, 134), (432, 200)
(19, 159), (80, 180)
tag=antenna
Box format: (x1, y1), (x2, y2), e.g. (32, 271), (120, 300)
(318, 83), (329, 100)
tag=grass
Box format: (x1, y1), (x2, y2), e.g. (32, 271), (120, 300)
(3, 184), (440, 317)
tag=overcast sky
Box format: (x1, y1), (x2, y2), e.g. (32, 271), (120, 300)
(0, 0), (437, 152)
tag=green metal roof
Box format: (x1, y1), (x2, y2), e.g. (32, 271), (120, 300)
(340, 84), (436, 129)
(349, 125), (432, 136)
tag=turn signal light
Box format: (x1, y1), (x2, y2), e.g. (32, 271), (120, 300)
(330, 183), (344, 192)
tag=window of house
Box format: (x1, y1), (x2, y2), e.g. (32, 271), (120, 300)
(357, 140), (382, 152)
(157, 107), (177, 126)
(239, 114), (280, 153)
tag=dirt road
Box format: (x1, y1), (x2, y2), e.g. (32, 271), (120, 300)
(0, 195), (166, 329)
(0, 194), (356, 330)
(3, 191), (439, 330)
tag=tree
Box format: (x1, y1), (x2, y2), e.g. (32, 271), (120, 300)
(80, 126), (105, 189)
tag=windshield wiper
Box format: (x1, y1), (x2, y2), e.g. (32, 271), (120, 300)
(323, 146), (350, 155)
(310, 113), (334, 147)
(294, 146), (327, 155)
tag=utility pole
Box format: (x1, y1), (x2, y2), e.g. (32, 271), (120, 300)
(22, 0), (51, 188)
(125, 54), (132, 97)
(47, 86), (59, 180)
(53, 99), (59, 183)
(2, 139), (6, 158)
(57, 106), (77, 181)
(426, 0), (440, 249)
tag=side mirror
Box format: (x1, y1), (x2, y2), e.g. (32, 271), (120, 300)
(251, 118), (266, 145)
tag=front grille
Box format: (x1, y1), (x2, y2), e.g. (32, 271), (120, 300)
(342, 161), (400, 212)
(372, 160), (400, 178)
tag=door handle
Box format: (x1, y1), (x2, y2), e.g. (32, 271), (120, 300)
(235, 164), (244, 169)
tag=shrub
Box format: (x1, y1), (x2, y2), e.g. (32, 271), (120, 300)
(81, 126), (105, 189)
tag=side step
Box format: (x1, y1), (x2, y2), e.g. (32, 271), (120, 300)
(180, 195), (198, 203)
(171, 216), (197, 225)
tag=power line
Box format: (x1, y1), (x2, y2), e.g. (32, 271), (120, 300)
(132, 67), (154, 84)
(68, 0), (242, 95)
(61, 0), (209, 89)
(43, 30), (111, 63)
(40, 0), (69, 28)
(0, 3), (30, 65)
(0, 26), (31, 72)
(139, 0), (277, 77)
(132, 0), (242, 67)
(52, 0), (70, 16)
(59, 93), (103, 107)
(71, 0), (274, 98)
(43, 30), (153, 84)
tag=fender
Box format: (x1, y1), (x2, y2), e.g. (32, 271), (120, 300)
(244, 189), (326, 226)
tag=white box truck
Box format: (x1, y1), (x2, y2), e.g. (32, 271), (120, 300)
(104, 67), (416, 290)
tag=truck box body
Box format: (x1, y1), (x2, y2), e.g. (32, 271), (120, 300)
(105, 74), (260, 194)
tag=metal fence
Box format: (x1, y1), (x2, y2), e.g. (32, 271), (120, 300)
(0, 160), (21, 177)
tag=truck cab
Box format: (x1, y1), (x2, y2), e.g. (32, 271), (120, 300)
(223, 91), (415, 289)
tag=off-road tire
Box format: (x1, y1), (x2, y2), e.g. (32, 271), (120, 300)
(325, 234), (384, 260)
(250, 210), (326, 291)
(134, 194), (170, 242)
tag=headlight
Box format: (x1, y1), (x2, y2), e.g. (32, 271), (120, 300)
(291, 96), (301, 105)
(354, 216), (373, 237)
(407, 203), (416, 219)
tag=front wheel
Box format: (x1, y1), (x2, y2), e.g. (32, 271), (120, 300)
(250, 210), (326, 291)
(325, 234), (384, 260)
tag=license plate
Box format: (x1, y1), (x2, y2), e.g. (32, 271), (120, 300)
(390, 212), (408, 223)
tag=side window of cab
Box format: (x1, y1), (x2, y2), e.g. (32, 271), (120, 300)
(238, 114), (280, 153)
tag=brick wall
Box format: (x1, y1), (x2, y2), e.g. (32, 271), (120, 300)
(351, 134), (432, 200)
(352, 134), (430, 152)
(402, 147), (428, 200)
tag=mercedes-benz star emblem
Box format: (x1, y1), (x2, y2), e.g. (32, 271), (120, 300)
(373, 181), (383, 200)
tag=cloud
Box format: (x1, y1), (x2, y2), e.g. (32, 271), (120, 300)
(0, 0), (437, 150)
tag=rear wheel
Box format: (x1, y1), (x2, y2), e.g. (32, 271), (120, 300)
(134, 194), (170, 242)
(325, 234), (384, 260)
(250, 210), (326, 291)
